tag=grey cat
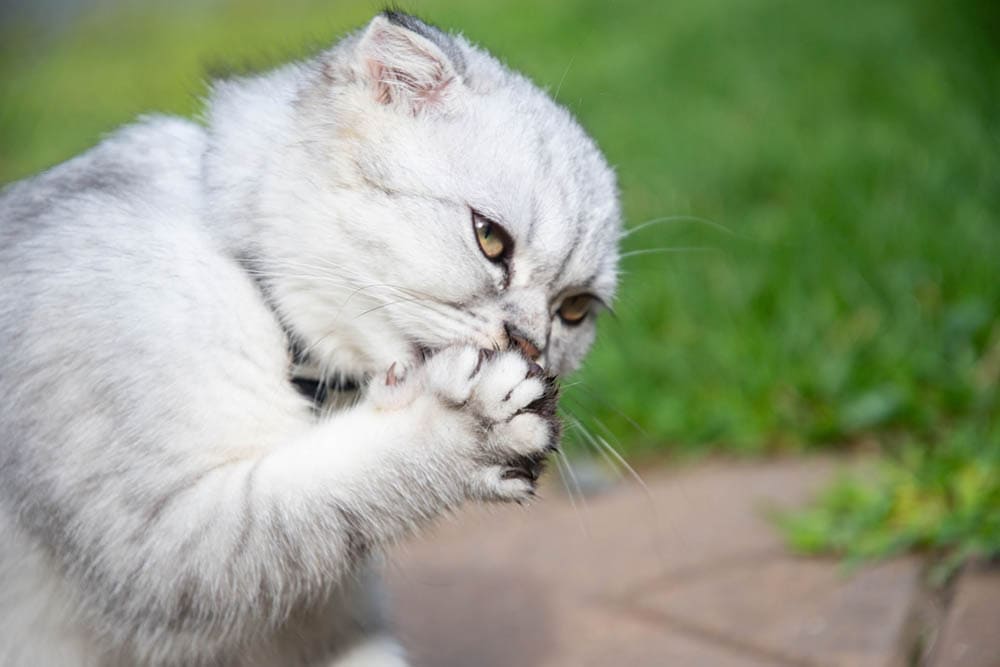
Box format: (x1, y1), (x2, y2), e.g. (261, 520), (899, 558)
(0, 11), (620, 666)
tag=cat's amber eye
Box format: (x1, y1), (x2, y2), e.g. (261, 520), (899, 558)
(558, 294), (594, 325)
(473, 211), (511, 261)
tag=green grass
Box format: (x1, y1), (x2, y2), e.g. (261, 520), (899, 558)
(779, 431), (1000, 579)
(2, 0), (998, 563)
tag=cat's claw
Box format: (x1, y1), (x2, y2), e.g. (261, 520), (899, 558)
(385, 362), (399, 386)
(421, 345), (561, 502)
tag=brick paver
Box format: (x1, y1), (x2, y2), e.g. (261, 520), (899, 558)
(386, 458), (926, 666)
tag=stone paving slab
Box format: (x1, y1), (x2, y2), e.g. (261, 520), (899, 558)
(386, 457), (925, 666)
(391, 576), (775, 667)
(392, 458), (839, 598)
(633, 556), (921, 667)
(931, 561), (1000, 667)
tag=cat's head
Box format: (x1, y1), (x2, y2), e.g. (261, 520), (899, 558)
(234, 12), (620, 379)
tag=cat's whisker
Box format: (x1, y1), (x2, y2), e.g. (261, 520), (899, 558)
(267, 257), (450, 310)
(244, 265), (370, 291)
(259, 260), (373, 286)
(593, 430), (652, 503)
(619, 215), (739, 240)
(568, 420), (624, 482)
(587, 393), (643, 437)
(346, 300), (487, 357)
(295, 327), (341, 361)
(559, 412), (612, 477)
(552, 56), (575, 100)
(619, 246), (721, 260)
(561, 407), (654, 519)
(561, 411), (622, 478)
(249, 251), (496, 347)
(295, 303), (460, 363)
(562, 412), (667, 565)
(564, 380), (648, 437)
(396, 314), (472, 343)
(334, 283), (448, 321)
(257, 252), (359, 276)
(341, 282), (419, 309)
(552, 445), (590, 537)
(243, 271), (361, 293)
(363, 285), (466, 317)
(298, 298), (468, 361)
(354, 295), (450, 322)
(590, 416), (636, 470)
(371, 294), (487, 334)
(246, 264), (457, 325)
(556, 380), (585, 389)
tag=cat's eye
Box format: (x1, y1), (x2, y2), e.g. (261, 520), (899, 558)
(472, 211), (512, 262)
(558, 294), (594, 325)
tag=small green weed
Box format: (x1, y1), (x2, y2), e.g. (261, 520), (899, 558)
(779, 427), (1000, 580)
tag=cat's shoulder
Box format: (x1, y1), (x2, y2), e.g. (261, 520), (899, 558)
(1, 114), (207, 230)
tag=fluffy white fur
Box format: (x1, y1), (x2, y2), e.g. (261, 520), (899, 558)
(0, 12), (620, 666)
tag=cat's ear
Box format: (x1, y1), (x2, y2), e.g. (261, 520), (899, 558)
(356, 12), (464, 114)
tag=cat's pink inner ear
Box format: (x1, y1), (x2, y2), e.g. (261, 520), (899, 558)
(358, 16), (458, 113)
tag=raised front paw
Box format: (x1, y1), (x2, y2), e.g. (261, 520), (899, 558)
(420, 346), (561, 502)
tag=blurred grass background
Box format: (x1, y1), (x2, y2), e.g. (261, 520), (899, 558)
(2, 0), (998, 565)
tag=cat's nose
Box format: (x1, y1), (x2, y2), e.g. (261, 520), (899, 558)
(504, 323), (542, 361)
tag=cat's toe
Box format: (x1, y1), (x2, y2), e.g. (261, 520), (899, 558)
(470, 350), (555, 423)
(468, 464), (540, 503)
(421, 345), (481, 404)
(501, 451), (549, 484)
(493, 410), (560, 456)
(477, 409), (560, 501)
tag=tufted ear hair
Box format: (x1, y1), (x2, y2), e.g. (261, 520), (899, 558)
(356, 11), (465, 114)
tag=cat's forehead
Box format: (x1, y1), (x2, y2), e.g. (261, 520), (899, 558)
(343, 41), (620, 296)
(453, 94), (619, 290)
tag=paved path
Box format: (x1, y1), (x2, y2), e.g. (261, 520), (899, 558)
(384, 457), (938, 666)
(930, 560), (1000, 666)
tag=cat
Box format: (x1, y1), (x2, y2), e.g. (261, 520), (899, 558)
(0, 10), (620, 666)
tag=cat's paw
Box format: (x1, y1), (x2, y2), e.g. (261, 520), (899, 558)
(421, 346), (561, 503)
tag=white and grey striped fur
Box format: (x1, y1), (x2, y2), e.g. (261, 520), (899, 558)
(0, 11), (620, 666)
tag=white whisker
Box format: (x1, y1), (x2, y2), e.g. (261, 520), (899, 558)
(564, 382), (648, 437)
(552, 447), (589, 537)
(619, 215), (740, 240)
(619, 246), (721, 259)
(552, 57), (575, 100)
(563, 412), (622, 478)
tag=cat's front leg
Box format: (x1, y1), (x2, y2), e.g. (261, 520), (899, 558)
(48, 348), (557, 663)
(313, 347), (556, 667)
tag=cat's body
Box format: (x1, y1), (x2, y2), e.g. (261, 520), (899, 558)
(0, 12), (619, 666)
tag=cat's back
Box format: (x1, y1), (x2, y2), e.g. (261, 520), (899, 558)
(0, 114), (206, 247)
(0, 114), (229, 409)
(0, 112), (288, 442)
